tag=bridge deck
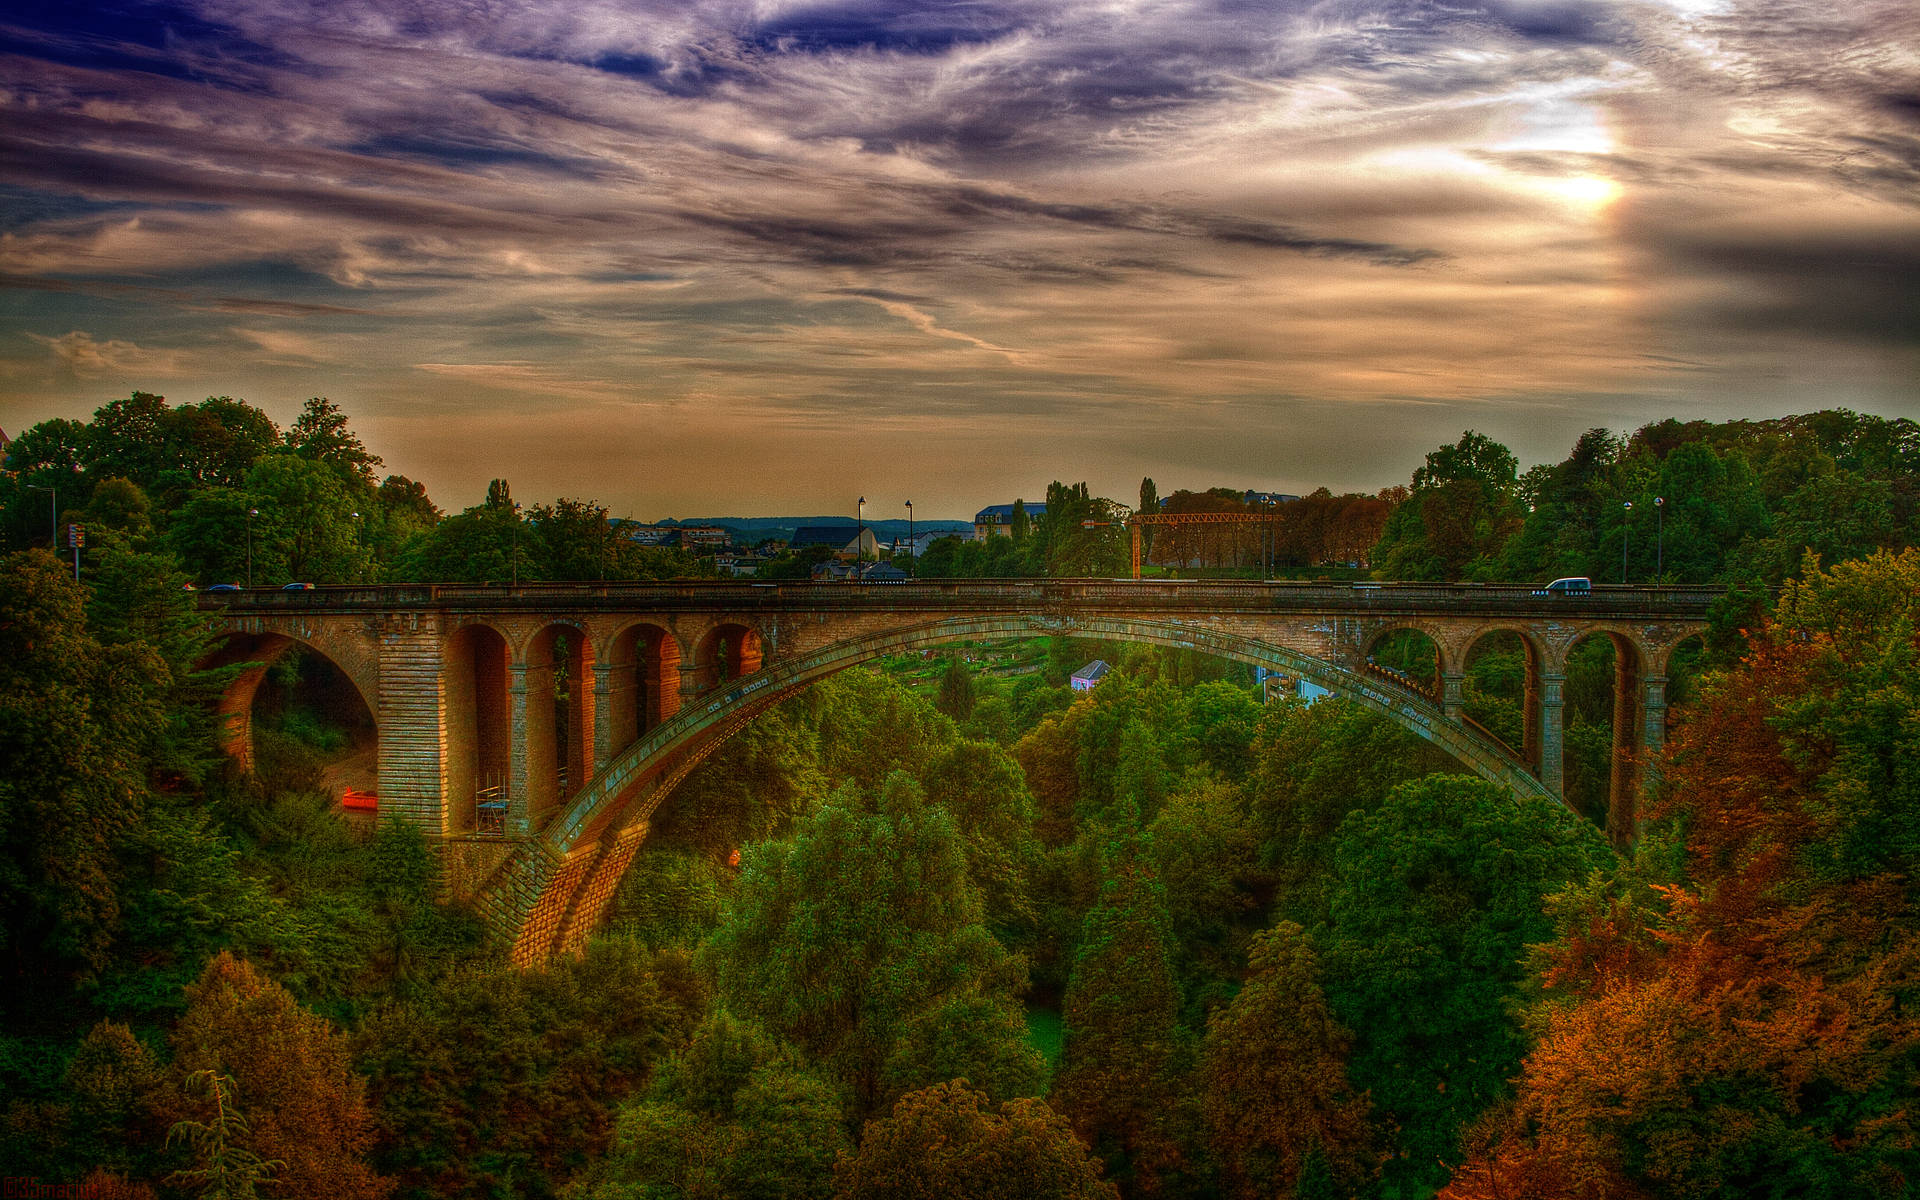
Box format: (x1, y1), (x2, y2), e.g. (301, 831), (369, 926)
(201, 578), (1720, 619)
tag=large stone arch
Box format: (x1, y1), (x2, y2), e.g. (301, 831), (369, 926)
(485, 611), (1561, 965)
(204, 619), (379, 773)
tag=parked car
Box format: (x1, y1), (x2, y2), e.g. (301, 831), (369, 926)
(1533, 576), (1592, 597)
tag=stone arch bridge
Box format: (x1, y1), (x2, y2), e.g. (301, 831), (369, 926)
(202, 579), (1715, 964)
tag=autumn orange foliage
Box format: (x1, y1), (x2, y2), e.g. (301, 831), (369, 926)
(1443, 552), (1920, 1199)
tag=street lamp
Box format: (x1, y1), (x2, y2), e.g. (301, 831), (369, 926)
(246, 507), (259, 587)
(904, 500), (914, 578)
(25, 483), (56, 550)
(1653, 496), (1664, 579)
(1621, 500), (1632, 585)
(857, 496), (867, 568)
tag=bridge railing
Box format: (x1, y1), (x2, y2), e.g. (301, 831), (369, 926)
(201, 578), (1724, 616)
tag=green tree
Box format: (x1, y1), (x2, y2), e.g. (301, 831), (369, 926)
(1052, 830), (1188, 1193)
(85, 542), (229, 782)
(1145, 779), (1260, 1023)
(393, 505), (522, 583)
(1373, 431), (1522, 580)
(835, 1081), (1119, 1200)
(242, 454), (370, 583)
(922, 738), (1042, 937)
(171, 396), (281, 493)
(575, 1011), (849, 1200)
(1247, 697), (1444, 921)
(165, 1070), (281, 1200)
(1321, 775), (1609, 1195)
(358, 940), (701, 1197)
(0, 551), (167, 985)
(704, 775), (1029, 1118)
(284, 396), (382, 488)
(83, 477), (154, 540)
(163, 953), (389, 1199)
(936, 654), (978, 721)
(1138, 477), (1158, 563)
(1199, 922), (1371, 1199)
(85, 392), (176, 491)
(1040, 482), (1126, 577)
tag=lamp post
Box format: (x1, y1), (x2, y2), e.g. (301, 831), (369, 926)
(904, 500), (914, 578)
(1621, 500), (1632, 584)
(857, 496), (867, 568)
(246, 507), (259, 587)
(1654, 496), (1664, 579)
(25, 483), (56, 550)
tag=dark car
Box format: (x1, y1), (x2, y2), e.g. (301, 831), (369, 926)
(282, 582), (315, 590)
(205, 583), (242, 593)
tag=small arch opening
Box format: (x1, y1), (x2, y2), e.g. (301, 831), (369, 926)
(1564, 631), (1643, 842)
(1462, 629), (1536, 764)
(1364, 627), (1441, 701)
(527, 623), (595, 825)
(446, 623), (510, 834)
(608, 622), (682, 752)
(696, 623), (764, 691)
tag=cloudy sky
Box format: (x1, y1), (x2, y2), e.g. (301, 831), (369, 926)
(1, 0), (1915, 518)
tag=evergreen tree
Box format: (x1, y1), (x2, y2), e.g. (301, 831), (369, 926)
(1199, 922), (1371, 1198)
(163, 953), (389, 1199)
(937, 654), (978, 720)
(836, 1081), (1119, 1200)
(0, 551), (168, 985)
(1053, 827), (1188, 1193)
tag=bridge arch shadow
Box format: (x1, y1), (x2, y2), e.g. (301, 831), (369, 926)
(488, 612), (1562, 964)
(205, 628), (378, 795)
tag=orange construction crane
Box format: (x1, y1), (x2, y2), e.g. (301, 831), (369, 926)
(1124, 511), (1286, 578)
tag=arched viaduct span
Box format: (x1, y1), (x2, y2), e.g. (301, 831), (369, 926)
(201, 579), (1715, 964)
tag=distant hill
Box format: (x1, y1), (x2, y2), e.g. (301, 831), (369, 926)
(652, 516), (974, 542)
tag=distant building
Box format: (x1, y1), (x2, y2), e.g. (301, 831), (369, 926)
(1256, 667), (1330, 704)
(894, 531), (945, 558)
(973, 502), (1046, 540)
(1070, 659), (1111, 691)
(1244, 491), (1300, 508)
(791, 526), (881, 560)
(715, 553), (764, 577)
(614, 522), (676, 546)
(857, 561), (908, 583)
(676, 526), (731, 549)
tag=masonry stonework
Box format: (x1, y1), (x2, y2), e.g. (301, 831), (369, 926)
(204, 580), (1714, 965)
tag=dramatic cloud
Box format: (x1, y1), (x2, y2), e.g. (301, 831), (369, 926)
(0, 0), (1914, 515)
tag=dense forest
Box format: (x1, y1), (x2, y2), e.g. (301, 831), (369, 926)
(3, 393), (1918, 1197)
